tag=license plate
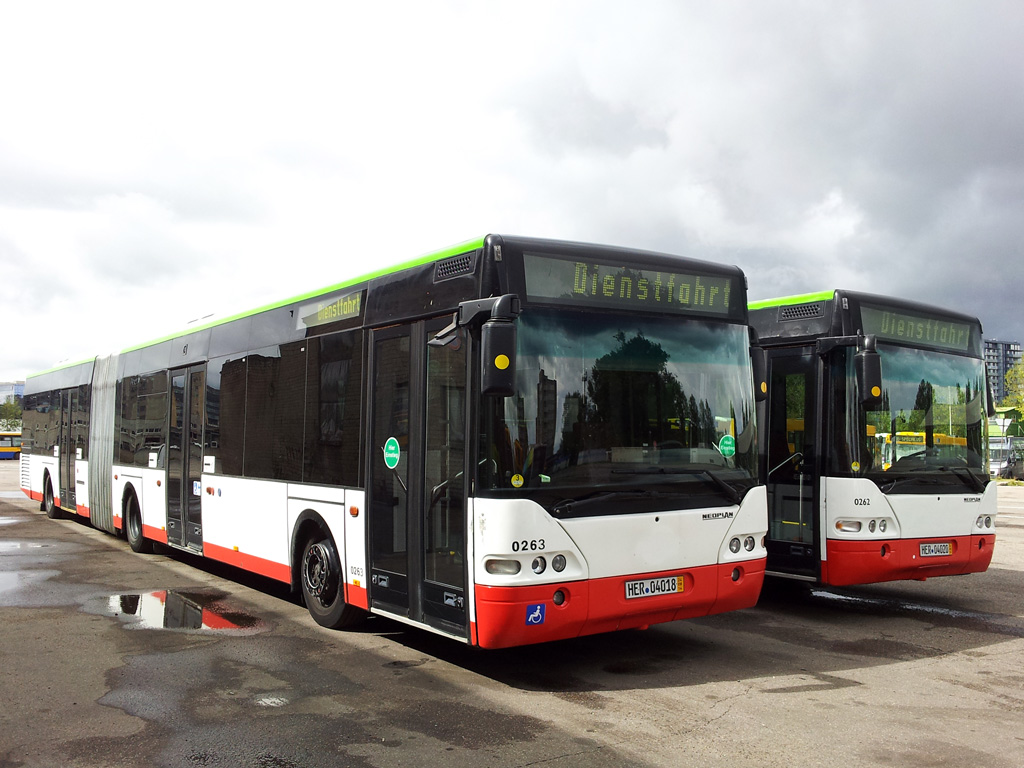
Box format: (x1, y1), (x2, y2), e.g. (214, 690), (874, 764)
(625, 575), (684, 600)
(920, 542), (952, 557)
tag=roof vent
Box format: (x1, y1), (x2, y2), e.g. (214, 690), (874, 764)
(434, 251), (477, 281)
(779, 302), (824, 321)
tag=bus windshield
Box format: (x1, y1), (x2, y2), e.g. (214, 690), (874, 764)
(478, 309), (758, 513)
(830, 343), (988, 486)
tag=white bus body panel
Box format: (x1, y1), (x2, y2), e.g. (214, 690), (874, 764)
(473, 485), (767, 586)
(821, 476), (997, 555)
(203, 476), (289, 568)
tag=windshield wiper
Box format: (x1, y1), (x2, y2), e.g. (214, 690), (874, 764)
(612, 467), (743, 505)
(552, 489), (658, 516)
(940, 465), (987, 494)
(878, 475), (941, 493)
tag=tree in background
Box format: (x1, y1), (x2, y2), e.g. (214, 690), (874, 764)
(1003, 359), (1024, 414)
(0, 398), (21, 432)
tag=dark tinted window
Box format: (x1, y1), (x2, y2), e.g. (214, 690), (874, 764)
(136, 372), (168, 468)
(206, 354), (245, 476)
(243, 342), (306, 480)
(118, 377), (139, 464)
(73, 384), (91, 461)
(304, 329), (362, 486)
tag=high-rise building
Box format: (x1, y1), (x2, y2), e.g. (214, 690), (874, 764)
(985, 340), (1022, 403)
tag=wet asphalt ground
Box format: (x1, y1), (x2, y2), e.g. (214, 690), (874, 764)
(1, 460), (1023, 768)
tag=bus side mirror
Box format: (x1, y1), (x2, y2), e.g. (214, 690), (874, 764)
(751, 347), (768, 403)
(481, 317), (516, 396)
(856, 335), (882, 406)
(986, 372), (997, 418)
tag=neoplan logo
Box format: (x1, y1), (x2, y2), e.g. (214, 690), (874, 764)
(702, 511), (735, 520)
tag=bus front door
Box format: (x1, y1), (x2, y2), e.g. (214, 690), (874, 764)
(167, 365), (206, 552)
(764, 350), (820, 579)
(367, 320), (469, 638)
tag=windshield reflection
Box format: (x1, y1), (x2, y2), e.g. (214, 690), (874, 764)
(479, 310), (758, 513)
(831, 344), (988, 489)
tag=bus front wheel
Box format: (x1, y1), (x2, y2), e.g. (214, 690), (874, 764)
(300, 534), (364, 629)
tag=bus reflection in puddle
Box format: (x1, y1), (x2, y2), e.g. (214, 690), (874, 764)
(100, 590), (264, 632)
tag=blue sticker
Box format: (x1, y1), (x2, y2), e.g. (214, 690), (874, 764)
(526, 603), (546, 625)
(192, 480), (202, 497)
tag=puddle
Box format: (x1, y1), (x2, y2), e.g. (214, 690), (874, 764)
(87, 589), (266, 633)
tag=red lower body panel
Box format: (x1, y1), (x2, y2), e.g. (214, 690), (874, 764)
(473, 558), (765, 649)
(823, 535), (995, 586)
(142, 524), (169, 545)
(203, 541), (291, 584)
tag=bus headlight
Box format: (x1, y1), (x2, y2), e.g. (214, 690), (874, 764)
(836, 520), (862, 533)
(868, 520), (876, 533)
(743, 536), (755, 551)
(485, 559), (521, 575)
(729, 537), (741, 553)
(552, 554), (567, 572)
(879, 519), (887, 533)
(532, 556), (547, 575)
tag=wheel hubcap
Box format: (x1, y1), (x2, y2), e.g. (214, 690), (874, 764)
(303, 542), (336, 606)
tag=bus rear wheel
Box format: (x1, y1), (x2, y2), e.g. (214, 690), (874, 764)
(43, 475), (61, 519)
(300, 534), (364, 629)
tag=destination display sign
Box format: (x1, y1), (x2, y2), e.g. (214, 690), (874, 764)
(860, 305), (974, 353)
(296, 289), (364, 330)
(523, 252), (741, 318)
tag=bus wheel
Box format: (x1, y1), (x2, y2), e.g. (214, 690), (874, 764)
(43, 475), (61, 519)
(125, 492), (152, 554)
(300, 534), (365, 629)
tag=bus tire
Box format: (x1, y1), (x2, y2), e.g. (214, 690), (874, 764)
(43, 474), (61, 519)
(125, 492), (152, 554)
(300, 533), (365, 629)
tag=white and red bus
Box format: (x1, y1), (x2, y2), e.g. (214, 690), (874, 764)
(749, 290), (996, 586)
(21, 235), (767, 648)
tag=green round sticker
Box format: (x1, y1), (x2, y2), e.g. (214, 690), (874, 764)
(383, 437), (401, 469)
(719, 435), (736, 458)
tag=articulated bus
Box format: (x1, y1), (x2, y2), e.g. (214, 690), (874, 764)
(21, 235), (767, 648)
(0, 431), (21, 460)
(749, 289), (995, 586)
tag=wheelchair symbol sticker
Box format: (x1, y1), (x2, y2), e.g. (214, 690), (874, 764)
(526, 603), (546, 625)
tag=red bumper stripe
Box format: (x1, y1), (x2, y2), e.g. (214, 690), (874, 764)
(824, 535), (994, 586)
(473, 558), (765, 649)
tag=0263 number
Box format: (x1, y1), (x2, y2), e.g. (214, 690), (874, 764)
(511, 539), (545, 552)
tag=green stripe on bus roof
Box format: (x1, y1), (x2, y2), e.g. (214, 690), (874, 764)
(119, 235), (488, 354)
(748, 290), (836, 310)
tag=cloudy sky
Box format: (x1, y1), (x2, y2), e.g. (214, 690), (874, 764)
(2, 1), (1022, 382)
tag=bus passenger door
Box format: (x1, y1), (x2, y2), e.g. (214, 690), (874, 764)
(59, 389), (75, 511)
(368, 327), (415, 613)
(367, 320), (469, 637)
(764, 350), (820, 579)
(167, 365), (206, 551)
(420, 325), (468, 633)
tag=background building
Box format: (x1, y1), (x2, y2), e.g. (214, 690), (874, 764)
(985, 340), (1022, 404)
(0, 381), (24, 405)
